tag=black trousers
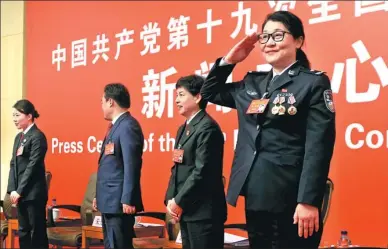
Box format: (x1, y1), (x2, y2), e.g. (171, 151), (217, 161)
(17, 200), (48, 249)
(180, 219), (224, 249)
(245, 209), (323, 249)
(102, 213), (135, 249)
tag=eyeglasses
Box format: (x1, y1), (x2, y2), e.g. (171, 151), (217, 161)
(257, 31), (291, 44)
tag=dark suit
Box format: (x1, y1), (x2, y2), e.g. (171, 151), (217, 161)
(96, 112), (144, 249)
(165, 110), (227, 249)
(201, 58), (336, 248)
(7, 124), (49, 249)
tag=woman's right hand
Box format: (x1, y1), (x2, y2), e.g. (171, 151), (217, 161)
(224, 32), (258, 64)
(10, 191), (20, 204)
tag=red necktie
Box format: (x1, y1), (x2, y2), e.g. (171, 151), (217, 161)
(19, 133), (24, 144)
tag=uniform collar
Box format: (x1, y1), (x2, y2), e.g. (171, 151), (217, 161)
(272, 61), (298, 79)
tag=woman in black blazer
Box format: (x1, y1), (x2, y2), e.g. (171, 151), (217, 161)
(7, 99), (49, 249)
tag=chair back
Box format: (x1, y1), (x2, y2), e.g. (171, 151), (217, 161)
(321, 178), (334, 224)
(2, 171), (52, 219)
(80, 172), (99, 225)
(134, 211), (180, 240)
(45, 171), (53, 192)
(165, 212), (180, 241)
(2, 194), (13, 219)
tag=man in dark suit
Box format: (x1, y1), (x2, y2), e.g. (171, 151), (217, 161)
(93, 83), (144, 249)
(165, 75), (227, 249)
(7, 99), (49, 249)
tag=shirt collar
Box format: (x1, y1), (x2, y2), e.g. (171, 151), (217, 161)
(186, 110), (202, 125)
(112, 111), (127, 125)
(23, 123), (35, 134)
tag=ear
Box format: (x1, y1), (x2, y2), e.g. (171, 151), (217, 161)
(108, 98), (114, 107)
(295, 36), (304, 49)
(194, 93), (202, 105)
(27, 113), (33, 121)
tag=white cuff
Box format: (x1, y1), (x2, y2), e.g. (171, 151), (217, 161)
(219, 57), (231, 66)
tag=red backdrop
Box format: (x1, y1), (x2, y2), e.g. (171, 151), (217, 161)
(26, 1), (388, 246)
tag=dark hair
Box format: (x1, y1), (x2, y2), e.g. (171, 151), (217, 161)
(176, 75), (207, 109)
(13, 99), (40, 120)
(262, 11), (311, 69)
(104, 83), (131, 109)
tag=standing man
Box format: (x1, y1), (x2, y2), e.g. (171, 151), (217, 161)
(93, 83), (144, 249)
(165, 75), (227, 249)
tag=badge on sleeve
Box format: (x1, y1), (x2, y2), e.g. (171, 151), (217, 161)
(16, 146), (24, 156)
(104, 142), (115, 155)
(173, 149), (184, 163)
(323, 90), (335, 113)
(246, 99), (270, 114)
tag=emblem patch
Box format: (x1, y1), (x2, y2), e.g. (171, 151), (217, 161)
(323, 89), (335, 113)
(246, 90), (258, 96)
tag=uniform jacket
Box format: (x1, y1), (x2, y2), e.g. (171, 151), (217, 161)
(201, 58), (336, 212)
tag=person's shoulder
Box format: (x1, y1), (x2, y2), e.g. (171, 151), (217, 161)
(240, 70), (270, 86)
(292, 70), (333, 105)
(296, 67), (330, 85)
(124, 112), (139, 124)
(125, 115), (143, 131)
(298, 67), (326, 77)
(244, 70), (270, 79)
(32, 126), (46, 137)
(202, 112), (223, 132)
(30, 128), (47, 144)
(246, 70), (270, 76)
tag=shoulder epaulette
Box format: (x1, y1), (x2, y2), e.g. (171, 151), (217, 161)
(247, 70), (270, 75)
(300, 68), (326, 76)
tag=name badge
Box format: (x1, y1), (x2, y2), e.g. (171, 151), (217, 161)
(92, 216), (102, 227)
(173, 149), (184, 163)
(246, 99), (269, 114)
(104, 142), (114, 155)
(16, 146), (24, 156)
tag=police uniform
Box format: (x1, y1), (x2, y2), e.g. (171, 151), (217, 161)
(201, 58), (336, 248)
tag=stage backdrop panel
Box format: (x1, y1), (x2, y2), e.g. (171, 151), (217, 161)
(26, 1), (388, 246)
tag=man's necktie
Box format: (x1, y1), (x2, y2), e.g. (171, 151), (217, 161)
(267, 75), (279, 91)
(105, 123), (113, 138)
